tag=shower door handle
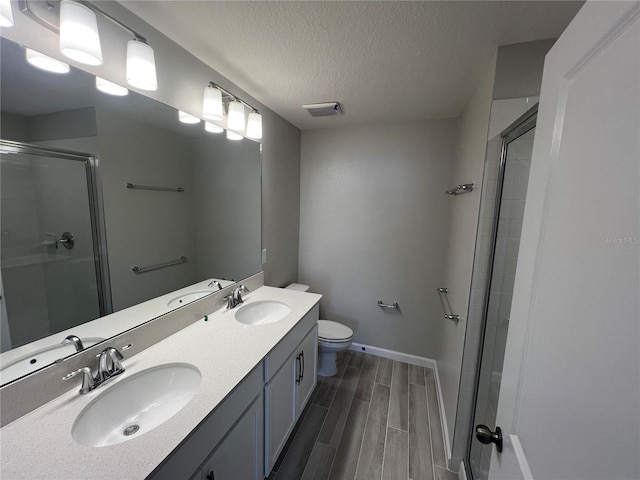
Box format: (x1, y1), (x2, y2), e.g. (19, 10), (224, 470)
(475, 424), (503, 452)
(56, 232), (75, 250)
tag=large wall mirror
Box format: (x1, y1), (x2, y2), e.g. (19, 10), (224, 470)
(0, 36), (262, 386)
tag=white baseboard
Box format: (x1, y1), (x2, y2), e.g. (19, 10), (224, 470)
(349, 342), (451, 462)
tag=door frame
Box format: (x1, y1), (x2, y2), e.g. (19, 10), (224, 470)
(0, 139), (113, 316)
(464, 104), (538, 480)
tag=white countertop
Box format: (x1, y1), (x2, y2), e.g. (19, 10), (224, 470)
(0, 286), (321, 479)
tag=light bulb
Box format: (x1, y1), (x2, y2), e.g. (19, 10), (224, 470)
(96, 77), (128, 96)
(205, 122), (223, 133)
(203, 86), (223, 121)
(226, 130), (243, 141)
(26, 49), (70, 74)
(126, 39), (157, 91)
(246, 111), (262, 139)
(227, 101), (245, 131)
(0, 0), (14, 27)
(59, 0), (103, 66)
(179, 111), (201, 124)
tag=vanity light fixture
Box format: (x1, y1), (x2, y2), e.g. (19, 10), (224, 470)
(227, 100), (245, 132)
(205, 82), (262, 140)
(203, 84), (223, 121)
(59, 0), (103, 66)
(126, 38), (157, 91)
(205, 122), (224, 133)
(0, 0), (14, 27)
(18, 0), (158, 90)
(246, 111), (263, 140)
(26, 48), (70, 73)
(226, 130), (243, 141)
(96, 76), (128, 96)
(178, 110), (201, 124)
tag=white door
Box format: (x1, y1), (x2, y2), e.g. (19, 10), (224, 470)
(490, 2), (640, 479)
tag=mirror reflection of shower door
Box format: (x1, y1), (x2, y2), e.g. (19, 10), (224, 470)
(0, 141), (109, 351)
(468, 111), (536, 480)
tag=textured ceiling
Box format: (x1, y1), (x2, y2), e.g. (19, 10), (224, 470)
(120, 1), (583, 130)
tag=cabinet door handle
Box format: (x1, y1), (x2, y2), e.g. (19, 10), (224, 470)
(206, 470), (215, 480)
(300, 350), (305, 382)
(296, 353), (301, 384)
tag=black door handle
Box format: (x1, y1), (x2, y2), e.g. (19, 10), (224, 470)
(475, 424), (503, 452)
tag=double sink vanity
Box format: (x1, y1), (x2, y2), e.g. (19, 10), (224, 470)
(0, 284), (321, 480)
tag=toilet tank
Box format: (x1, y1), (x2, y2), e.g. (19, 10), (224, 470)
(285, 283), (310, 292)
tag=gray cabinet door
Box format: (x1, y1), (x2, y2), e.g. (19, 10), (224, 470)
(296, 325), (318, 415)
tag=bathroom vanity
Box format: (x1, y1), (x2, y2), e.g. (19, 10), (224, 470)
(0, 286), (321, 480)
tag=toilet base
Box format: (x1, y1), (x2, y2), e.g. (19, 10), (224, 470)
(317, 350), (339, 376)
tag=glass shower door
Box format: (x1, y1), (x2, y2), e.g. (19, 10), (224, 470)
(0, 142), (108, 351)
(468, 115), (536, 479)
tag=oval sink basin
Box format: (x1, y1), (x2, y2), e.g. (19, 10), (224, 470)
(235, 300), (291, 326)
(167, 290), (212, 308)
(72, 363), (201, 447)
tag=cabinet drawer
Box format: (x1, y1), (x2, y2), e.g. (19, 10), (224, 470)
(264, 304), (318, 382)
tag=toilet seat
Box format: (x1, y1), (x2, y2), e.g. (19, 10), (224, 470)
(318, 320), (353, 342)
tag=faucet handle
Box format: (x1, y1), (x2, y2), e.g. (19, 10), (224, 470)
(63, 366), (96, 394)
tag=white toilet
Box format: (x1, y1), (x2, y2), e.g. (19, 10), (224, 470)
(285, 283), (354, 376)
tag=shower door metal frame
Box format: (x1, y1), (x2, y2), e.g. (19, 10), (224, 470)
(462, 103), (538, 480)
(0, 139), (113, 317)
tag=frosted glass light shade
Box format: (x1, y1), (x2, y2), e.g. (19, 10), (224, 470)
(227, 101), (245, 131)
(179, 111), (201, 124)
(96, 77), (128, 96)
(226, 130), (243, 141)
(0, 0), (14, 27)
(26, 49), (70, 74)
(203, 87), (223, 121)
(126, 39), (157, 91)
(246, 112), (262, 139)
(205, 122), (224, 133)
(59, 0), (103, 66)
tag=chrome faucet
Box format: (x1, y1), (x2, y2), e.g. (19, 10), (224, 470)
(63, 335), (84, 352)
(63, 346), (127, 394)
(98, 347), (125, 381)
(225, 285), (249, 309)
(208, 280), (223, 290)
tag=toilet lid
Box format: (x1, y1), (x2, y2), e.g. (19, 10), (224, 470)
(318, 320), (353, 341)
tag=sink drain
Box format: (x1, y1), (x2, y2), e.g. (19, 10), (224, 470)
(123, 424), (140, 436)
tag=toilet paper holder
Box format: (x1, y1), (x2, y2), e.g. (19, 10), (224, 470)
(377, 300), (399, 310)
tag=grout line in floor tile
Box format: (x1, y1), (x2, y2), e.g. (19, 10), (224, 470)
(380, 359), (395, 480)
(353, 377), (375, 479)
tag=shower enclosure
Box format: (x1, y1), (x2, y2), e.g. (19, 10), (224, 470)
(0, 140), (110, 352)
(450, 104), (537, 479)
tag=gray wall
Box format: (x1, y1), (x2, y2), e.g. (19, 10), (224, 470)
(493, 39), (555, 100)
(95, 108), (197, 310)
(299, 120), (456, 357)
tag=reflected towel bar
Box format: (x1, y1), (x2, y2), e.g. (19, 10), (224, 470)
(446, 183), (474, 195)
(437, 287), (460, 323)
(126, 182), (184, 192)
(132, 256), (187, 274)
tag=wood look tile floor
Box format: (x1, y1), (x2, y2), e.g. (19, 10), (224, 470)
(268, 351), (459, 480)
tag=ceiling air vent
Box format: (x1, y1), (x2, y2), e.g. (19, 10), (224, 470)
(302, 102), (342, 117)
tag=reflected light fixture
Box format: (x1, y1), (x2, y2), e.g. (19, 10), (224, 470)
(179, 111), (201, 124)
(205, 122), (223, 133)
(0, 0), (14, 27)
(59, 0), (103, 66)
(227, 100), (245, 132)
(246, 111), (263, 139)
(26, 48), (70, 74)
(126, 39), (157, 91)
(203, 84), (223, 121)
(96, 77), (128, 96)
(226, 130), (243, 141)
